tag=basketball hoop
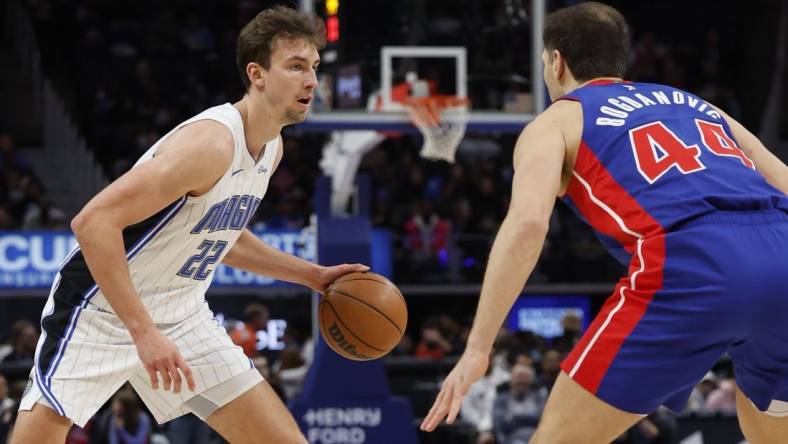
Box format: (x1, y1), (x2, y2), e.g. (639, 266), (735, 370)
(404, 95), (470, 163)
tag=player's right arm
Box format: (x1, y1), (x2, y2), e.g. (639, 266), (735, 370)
(716, 108), (788, 194)
(70, 120), (234, 393)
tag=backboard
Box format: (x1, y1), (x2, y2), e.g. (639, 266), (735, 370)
(296, 0), (547, 135)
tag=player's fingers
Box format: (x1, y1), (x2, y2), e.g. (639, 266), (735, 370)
(352, 263), (370, 271)
(419, 390), (443, 430)
(167, 360), (182, 393)
(421, 387), (450, 431)
(446, 387), (464, 424)
(176, 355), (196, 392)
(158, 361), (172, 391)
(436, 388), (454, 423)
(146, 365), (159, 390)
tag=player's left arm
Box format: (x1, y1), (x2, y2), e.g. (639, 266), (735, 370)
(223, 136), (368, 292)
(715, 107), (788, 194)
(421, 106), (567, 431)
(224, 229), (368, 293)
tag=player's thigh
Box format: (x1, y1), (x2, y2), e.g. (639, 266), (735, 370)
(205, 381), (307, 444)
(11, 403), (72, 444)
(132, 304), (257, 424)
(530, 371), (643, 444)
(735, 385), (788, 444)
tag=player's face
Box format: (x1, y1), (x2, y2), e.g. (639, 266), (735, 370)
(264, 38), (320, 124)
(542, 50), (561, 102)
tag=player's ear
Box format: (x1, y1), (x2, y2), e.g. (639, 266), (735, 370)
(553, 50), (568, 82)
(246, 62), (265, 89)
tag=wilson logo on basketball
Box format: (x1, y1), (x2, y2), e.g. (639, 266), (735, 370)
(328, 323), (371, 360)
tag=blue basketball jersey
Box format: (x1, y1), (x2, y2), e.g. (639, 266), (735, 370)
(555, 82), (788, 415)
(557, 80), (788, 263)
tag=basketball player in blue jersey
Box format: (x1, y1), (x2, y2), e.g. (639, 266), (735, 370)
(11, 7), (363, 444)
(422, 2), (788, 443)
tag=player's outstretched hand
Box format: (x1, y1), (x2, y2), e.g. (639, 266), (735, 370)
(311, 263), (370, 294)
(420, 348), (489, 432)
(133, 328), (196, 393)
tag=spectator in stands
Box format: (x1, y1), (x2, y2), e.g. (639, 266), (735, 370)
(391, 333), (414, 356)
(404, 200), (451, 255)
(471, 176), (504, 235)
(446, 198), (479, 281)
(4, 169), (26, 224)
(229, 303), (270, 358)
(403, 199), (451, 281)
(279, 317), (312, 358)
(538, 349), (561, 391)
(437, 313), (465, 355)
(22, 197), (67, 230)
(705, 378), (738, 415)
(1, 320), (38, 363)
(274, 347), (308, 401)
(550, 312), (583, 355)
(492, 364), (546, 444)
(0, 134), (32, 175)
(685, 371), (719, 414)
(415, 317), (454, 360)
(92, 388), (152, 444)
(510, 351), (535, 369)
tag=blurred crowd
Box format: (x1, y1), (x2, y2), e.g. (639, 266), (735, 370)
(0, 305), (739, 443)
(403, 311), (737, 444)
(0, 133), (66, 230)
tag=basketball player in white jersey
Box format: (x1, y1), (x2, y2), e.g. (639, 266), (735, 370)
(11, 7), (352, 443)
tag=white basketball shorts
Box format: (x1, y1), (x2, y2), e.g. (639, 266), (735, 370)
(20, 300), (261, 427)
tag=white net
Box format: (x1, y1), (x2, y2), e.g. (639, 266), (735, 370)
(405, 96), (470, 163)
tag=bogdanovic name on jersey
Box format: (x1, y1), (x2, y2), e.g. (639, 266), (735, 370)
(190, 194), (262, 234)
(594, 86), (722, 127)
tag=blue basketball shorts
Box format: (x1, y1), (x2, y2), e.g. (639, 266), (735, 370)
(561, 209), (788, 414)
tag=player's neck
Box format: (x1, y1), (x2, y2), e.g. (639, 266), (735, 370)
(234, 97), (281, 161)
(574, 76), (624, 91)
(560, 76), (624, 97)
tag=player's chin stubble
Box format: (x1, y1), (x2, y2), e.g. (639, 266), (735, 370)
(284, 109), (307, 124)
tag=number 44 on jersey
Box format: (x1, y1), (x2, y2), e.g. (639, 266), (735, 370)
(630, 119), (754, 184)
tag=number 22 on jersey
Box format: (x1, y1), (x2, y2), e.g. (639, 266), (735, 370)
(177, 240), (228, 280)
(630, 119), (755, 184)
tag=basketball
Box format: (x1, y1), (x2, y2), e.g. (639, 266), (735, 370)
(319, 272), (407, 361)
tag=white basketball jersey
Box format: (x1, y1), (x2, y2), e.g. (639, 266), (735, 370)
(66, 103), (278, 323)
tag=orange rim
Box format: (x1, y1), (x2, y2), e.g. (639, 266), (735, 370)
(404, 95), (470, 126)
